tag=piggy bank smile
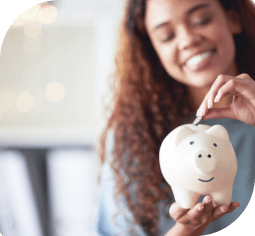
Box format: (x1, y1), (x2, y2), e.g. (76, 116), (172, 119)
(199, 177), (215, 182)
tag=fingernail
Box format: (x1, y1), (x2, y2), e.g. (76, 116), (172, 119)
(198, 206), (204, 211)
(208, 99), (213, 109)
(206, 198), (212, 203)
(196, 108), (202, 116)
(197, 107), (205, 117)
(214, 94), (220, 103)
(235, 202), (240, 208)
(221, 206), (228, 212)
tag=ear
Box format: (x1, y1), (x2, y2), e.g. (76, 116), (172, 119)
(226, 9), (242, 35)
(173, 126), (195, 147)
(206, 125), (229, 141)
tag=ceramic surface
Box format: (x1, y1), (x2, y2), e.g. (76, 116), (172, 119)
(159, 124), (237, 209)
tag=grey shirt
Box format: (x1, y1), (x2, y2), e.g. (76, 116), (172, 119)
(95, 118), (255, 235)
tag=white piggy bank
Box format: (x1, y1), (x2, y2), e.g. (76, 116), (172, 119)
(159, 124), (237, 209)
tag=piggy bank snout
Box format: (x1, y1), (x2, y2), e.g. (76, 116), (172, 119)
(193, 148), (216, 174)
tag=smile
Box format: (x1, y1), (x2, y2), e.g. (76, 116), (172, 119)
(186, 50), (213, 66)
(184, 49), (216, 71)
(199, 177), (214, 182)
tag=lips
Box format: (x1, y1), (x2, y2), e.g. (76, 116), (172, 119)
(182, 49), (216, 71)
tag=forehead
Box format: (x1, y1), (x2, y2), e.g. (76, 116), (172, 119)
(145, 0), (220, 28)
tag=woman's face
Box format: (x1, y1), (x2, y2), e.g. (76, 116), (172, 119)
(145, 0), (242, 89)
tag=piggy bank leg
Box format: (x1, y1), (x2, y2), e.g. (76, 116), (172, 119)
(211, 187), (233, 207)
(173, 187), (200, 209)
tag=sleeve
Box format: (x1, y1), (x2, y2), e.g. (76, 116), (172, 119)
(94, 131), (146, 236)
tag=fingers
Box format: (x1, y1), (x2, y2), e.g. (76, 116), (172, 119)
(188, 195), (214, 224)
(169, 198), (240, 230)
(203, 195), (214, 214)
(212, 204), (229, 220)
(173, 196), (214, 225)
(203, 107), (235, 120)
(169, 202), (189, 221)
(212, 202), (240, 221)
(197, 75), (234, 117)
(197, 73), (255, 117)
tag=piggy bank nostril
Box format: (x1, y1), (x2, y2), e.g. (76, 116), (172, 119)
(208, 154), (211, 158)
(198, 154), (202, 158)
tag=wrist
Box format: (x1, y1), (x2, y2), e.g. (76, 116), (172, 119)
(176, 223), (209, 236)
(165, 223), (208, 236)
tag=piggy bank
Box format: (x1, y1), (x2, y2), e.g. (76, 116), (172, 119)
(159, 124), (237, 209)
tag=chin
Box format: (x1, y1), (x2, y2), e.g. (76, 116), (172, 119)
(180, 63), (234, 87)
(185, 79), (214, 89)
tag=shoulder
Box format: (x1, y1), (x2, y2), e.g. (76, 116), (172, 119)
(200, 118), (255, 141)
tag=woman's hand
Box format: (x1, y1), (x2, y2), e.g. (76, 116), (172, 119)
(196, 73), (255, 126)
(168, 195), (240, 236)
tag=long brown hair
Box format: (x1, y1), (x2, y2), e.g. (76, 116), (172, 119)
(98, 0), (255, 235)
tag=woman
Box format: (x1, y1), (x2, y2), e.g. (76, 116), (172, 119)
(96, 0), (255, 235)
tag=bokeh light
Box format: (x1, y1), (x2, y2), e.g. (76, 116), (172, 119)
(24, 21), (42, 37)
(38, 5), (58, 25)
(45, 82), (65, 103)
(15, 91), (34, 113)
(12, 16), (26, 27)
(21, 4), (41, 21)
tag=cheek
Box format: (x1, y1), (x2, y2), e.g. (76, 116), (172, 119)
(158, 47), (183, 76)
(207, 25), (236, 57)
(158, 46), (175, 65)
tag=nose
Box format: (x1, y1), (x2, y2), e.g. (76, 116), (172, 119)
(193, 148), (216, 175)
(177, 26), (202, 50)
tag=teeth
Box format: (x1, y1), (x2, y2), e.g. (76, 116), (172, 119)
(186, 50), (213, 67)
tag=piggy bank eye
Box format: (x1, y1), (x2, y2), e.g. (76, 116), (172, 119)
(213, 143), (217, 147)
(190, 141), (194, 145)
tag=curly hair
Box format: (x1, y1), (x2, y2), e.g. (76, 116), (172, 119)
(98, 0), (255, 235)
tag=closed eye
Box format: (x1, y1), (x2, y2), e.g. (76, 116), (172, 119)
(193, 18), (211, 26)
(161, 33), (175, 43)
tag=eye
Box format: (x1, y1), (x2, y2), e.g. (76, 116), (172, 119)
(161, 33), (175, 43)
(190, 141), (194, 145)
(213, 143), (217, 147)
(193, 18), (211, 26)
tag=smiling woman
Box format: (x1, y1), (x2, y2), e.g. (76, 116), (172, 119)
(145, 0), (242, 91)
(96, 0), (255, 235)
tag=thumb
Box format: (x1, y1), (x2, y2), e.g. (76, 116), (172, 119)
(169, 202), (189, 221)
(203, 107), (236, 120)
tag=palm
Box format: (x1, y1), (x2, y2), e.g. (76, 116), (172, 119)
(169, 196), (240, 236)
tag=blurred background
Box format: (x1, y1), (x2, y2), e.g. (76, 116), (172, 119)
(0, 0), (124, 235)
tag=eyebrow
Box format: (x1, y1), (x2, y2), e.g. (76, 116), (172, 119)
(153, 3), (210, 32)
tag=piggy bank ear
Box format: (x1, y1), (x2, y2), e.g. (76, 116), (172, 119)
(174, 126), (195, 146)
(206, 125), (229, 140)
